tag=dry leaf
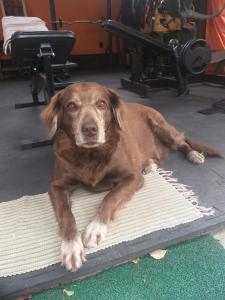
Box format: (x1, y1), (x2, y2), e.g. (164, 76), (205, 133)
(63, 289), (75, 297)
(149, 249), (167, 260)
(131, 257), (140, 264)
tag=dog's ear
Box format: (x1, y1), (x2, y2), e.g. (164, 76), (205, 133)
(107, 88), (123, 130)
(40, 91), (62, 138)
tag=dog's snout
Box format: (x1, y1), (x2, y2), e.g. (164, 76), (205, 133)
(82, 122), (98, 137)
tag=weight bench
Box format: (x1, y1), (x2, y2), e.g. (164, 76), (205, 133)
(102, 20), (211, 96)
(6, 30), (77, 149)
(10, 30), (76, 109)
(1, 16), (77, 148)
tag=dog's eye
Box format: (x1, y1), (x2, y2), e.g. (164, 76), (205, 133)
(96, 100), (106, 110)
(67, 102), (78, 111)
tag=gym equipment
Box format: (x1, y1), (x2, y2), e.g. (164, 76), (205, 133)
(159, 0), (225, 25)
(9, 30), (77, 149)
(102, 20), (211, 95)
(10, 30), (76, 109)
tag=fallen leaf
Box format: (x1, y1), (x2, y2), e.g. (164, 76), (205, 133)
(149, 249), (167, 260)
(63, 289), (75, 297)
(131, 257), (140, 264)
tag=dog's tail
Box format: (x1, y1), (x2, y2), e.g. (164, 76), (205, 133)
(185, 137), (223, 158)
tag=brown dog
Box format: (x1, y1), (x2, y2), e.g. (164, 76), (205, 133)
(41, 82), (222, 272)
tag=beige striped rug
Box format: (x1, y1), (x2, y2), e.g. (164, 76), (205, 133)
(0, 169), (213, 277)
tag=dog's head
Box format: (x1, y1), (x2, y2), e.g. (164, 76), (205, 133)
(41, 82), (123, 148)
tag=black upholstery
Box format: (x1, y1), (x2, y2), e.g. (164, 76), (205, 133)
(10, 30), (75, 67)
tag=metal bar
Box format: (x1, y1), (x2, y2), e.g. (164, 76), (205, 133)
(170, 43), (189, 96)
(50, 19), (102, 24)
(49, 0), (57, 30)
(102, 20), (173, 55)
(43, 55), (55, 100)
(31, 68), (43, 105)
(107, 0), (111, 19)
(21, 139), (52, 150)
(15, 69), (46, 109)
(106, 0), (113, 68)
(15, 102), (46, 109)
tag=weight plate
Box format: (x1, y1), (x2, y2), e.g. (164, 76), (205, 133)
(181, 39), (211, 74)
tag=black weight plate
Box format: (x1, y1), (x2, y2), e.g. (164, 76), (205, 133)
(181, 39), (211, 74)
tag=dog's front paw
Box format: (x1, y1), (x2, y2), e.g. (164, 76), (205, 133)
(83, 220), (108, 249)
(188, 150), (205, 164)
(142, 159), (158, 175)
(61, 235), (86, 272)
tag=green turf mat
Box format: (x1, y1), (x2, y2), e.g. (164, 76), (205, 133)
(33, 236), (225, 300)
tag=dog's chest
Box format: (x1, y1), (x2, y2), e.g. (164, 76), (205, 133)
(74, 160), (108, 187)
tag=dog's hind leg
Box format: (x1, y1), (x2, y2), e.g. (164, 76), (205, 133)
(177, 138), (223, 164)
(146, 108), (221, 164)
(177, 142), (205, 164)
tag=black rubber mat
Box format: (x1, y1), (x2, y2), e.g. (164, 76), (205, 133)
(198, 98), (225, 114)
(0, 73), (225, 300)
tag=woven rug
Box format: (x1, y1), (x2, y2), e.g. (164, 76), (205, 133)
(0, 169), (213, 277)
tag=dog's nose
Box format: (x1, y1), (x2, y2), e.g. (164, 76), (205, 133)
(82, 122), (98, 137)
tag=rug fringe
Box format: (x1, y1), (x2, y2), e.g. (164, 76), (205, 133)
(156, 168), (215, 216)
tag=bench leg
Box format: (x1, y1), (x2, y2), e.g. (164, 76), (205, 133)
(21, 139), (52, 150)
(15, 70), (47, 109)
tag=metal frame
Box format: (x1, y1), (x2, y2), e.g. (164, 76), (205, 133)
(102, 20), (212, 96)
(18, 43), (76, 150)
(0, 0), (27, 16)
(102, 20), (191, 96)
(15, 43), (55, 109)
(49, 0), (57, 30)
